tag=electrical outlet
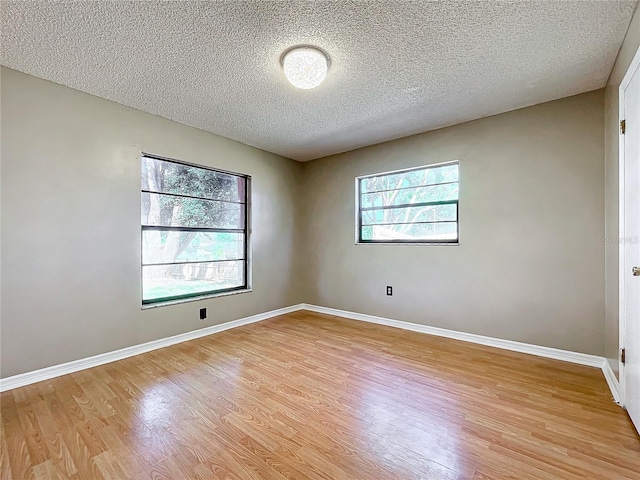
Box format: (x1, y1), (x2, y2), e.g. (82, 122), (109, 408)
(386, 286), (393, 296)
(199, 308), (207, 320)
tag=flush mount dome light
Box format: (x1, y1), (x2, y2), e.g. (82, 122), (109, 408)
(282, 46), (329, 89)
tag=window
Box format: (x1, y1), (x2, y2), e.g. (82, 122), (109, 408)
(141, 154), (250, 305)
(356, 161), (459, 244)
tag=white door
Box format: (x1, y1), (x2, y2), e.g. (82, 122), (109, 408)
(622, 50), (640, 432)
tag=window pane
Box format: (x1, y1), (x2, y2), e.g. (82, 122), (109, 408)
(361, 183), (458, 208)
(141, 156), (245, 202)
(361, 222), (457, 242)
(141, 192), (245, 229)
(358, 162), (459, 244)
(142, 231), (244, 265)
(361, 203), (457, 225)
(142, 261), (245, 301)
(361, 164), (458, 194)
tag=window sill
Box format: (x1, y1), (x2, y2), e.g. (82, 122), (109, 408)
(355, 242), (459, 246)
(141, 288), (252, 310)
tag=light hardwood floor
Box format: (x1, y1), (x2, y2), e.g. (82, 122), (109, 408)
(1, 311), (639, 479)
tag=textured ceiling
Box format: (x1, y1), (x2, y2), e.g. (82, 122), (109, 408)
(1, 1), (637, 161)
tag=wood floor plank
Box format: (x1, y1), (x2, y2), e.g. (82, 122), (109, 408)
(0, 420), (13, 480)
(1, 310), (639, 479)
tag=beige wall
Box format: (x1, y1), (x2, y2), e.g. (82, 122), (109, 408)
(604, 5), (640, 378)
(301, 90), (606, 355)
(0, 67), (303, 377)
(0, 67), (611, 378)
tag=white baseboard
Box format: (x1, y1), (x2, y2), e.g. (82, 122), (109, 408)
(301, 304), (620, 403)
(0, 304), (303, 392)
(602, 358), (622, 405)
(302, 304), (604, 367)
(1, 303), (620, 407)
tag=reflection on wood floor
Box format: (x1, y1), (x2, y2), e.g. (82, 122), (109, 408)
(1, 310), (639, 479)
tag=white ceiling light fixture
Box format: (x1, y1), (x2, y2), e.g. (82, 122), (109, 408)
(282, 46), (329, 90)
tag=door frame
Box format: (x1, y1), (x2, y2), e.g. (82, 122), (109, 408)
(618, 43), (640, 408)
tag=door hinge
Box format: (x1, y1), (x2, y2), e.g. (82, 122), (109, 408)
(620, 119), (626, 135)
(621, 348), (626, 365)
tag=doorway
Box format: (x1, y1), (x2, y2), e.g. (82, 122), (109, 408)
(620, 44), (640, 432)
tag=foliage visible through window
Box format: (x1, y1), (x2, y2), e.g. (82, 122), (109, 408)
(357, 162), (459, 243)
(141, 155), (249, 304)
